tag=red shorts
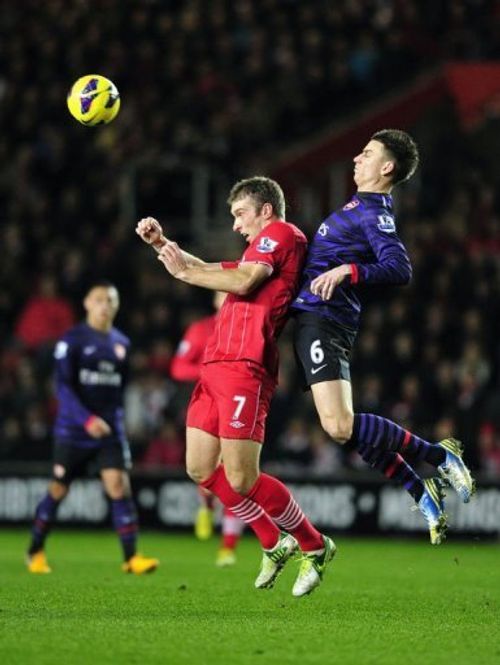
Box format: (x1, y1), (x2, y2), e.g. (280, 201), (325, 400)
(186, 361), (275, 443)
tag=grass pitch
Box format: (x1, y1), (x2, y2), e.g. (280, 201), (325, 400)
(0, 529), (499, 665)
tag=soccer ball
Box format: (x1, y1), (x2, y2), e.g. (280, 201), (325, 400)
(67, 74), (120, 126)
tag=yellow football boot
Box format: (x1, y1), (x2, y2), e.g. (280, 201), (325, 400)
(195, 506), (214, 541)
(216, 547), (237, 567)
(122, 553), (159, 575)
(27, 551), (52, 574)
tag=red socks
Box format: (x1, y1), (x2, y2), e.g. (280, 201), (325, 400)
(247, 473), (323, 551)
(221, 507), (244, 549)
(201, 466), (323, 551)
(201, 466), (280, 549)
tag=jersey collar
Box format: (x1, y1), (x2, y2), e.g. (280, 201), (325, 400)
(356, 192), (393, 209)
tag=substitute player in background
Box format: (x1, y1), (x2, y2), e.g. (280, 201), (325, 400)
(292, 129), (475, 545)
(26, 281), (158, 574)
(137, 177), (335, 597)
(171, 290), (245, 567)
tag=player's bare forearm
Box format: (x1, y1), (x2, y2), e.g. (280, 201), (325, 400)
(155, 242), (206, 268)
(151, 236), (206, 268)
(158, 243), (271, 294)
(178, 250), (207, 268)
(172, 265), (255, 294)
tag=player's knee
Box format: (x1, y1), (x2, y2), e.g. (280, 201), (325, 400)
(186, 465), (203, 485)
(102, 471), (129, 499)
(225, 468), (257, 495)
(186, 462), (215, 486)
(319, 413), (353, 445)
(106, 481), (127, 500)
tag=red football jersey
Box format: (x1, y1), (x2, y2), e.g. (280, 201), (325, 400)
(203, 220), (307, 379)
(170, 314), (217, 382)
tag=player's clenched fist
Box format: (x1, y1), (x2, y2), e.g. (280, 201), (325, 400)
(136, 217), (166, 249)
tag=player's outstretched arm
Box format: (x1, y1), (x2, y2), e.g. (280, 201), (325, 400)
(135, 217), (206, 267)
(157, 242), (271, 294)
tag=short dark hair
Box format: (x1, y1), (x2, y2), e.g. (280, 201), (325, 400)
(371, 129), (419, 185)
(227, 176), (286, 219)
(84, 280), (118, 296)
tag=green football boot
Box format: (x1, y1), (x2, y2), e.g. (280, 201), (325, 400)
(292, 535), (337, 598)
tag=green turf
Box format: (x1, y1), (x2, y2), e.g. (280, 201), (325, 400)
(0, 530), (499, 665)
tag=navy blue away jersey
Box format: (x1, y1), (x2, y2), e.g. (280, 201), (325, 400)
(291, 192), (412, 331)
(52, 323), (130, 447)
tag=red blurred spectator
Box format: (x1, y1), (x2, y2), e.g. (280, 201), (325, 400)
(148, 338), (174, 374)
(170, 292), (225, 382)
(141, 420), (185, 469)
(478, 422), (500, 477)
(15, 275), (75, 350)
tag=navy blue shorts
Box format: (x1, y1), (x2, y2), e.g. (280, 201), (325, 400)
(52, 440), (132, 485)
(293, 312), (356, 388)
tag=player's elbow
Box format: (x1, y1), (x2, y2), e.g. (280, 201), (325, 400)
(233, 278), (257, 296)
(387, 259), (412, 285)
(232, 265), (270, 295)
(400, 262), (412, 284)
(170, 361), (193, 382)
(169, 362), (181, 381)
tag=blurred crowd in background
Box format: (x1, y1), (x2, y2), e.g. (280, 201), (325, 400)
(1, 0), (500, 478)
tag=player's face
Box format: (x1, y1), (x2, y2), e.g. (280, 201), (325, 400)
(231, 195), (268, 243)
(353, 140), (394, 190)
(84, 286), (120, 331)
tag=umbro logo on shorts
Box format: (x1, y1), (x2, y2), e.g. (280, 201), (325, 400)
(230, 420), (245, 429)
